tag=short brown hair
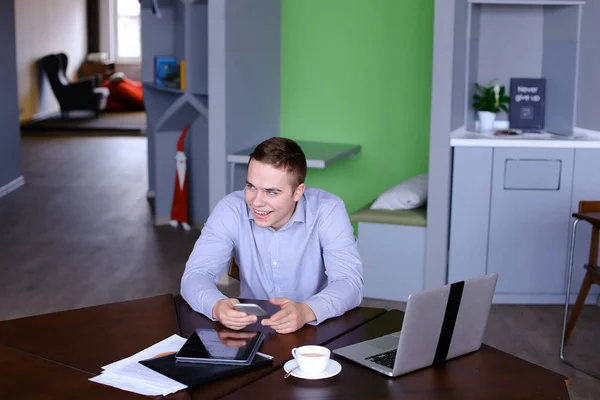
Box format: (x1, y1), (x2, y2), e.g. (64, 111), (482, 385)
(249, 137), (307, 188)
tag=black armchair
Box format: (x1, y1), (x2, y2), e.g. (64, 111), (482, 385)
(40, 53), (109, 118)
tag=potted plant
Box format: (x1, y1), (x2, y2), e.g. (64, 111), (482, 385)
(472, 79), (510, 131)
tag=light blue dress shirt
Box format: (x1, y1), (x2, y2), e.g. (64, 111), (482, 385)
(180, 187), (364, 324)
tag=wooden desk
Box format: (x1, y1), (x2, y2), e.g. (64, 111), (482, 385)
(0, 344), (139, 400)
(0, 294), (179, 374)
(222, 310), (571, 400)
(174, 295), (385, 399)
(0, 294), (385, 399)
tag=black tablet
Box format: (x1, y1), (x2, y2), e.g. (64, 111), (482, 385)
(140, 352), (273, 387)
(175, 329), (264, 365)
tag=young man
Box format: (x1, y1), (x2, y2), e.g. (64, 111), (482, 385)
(180, 137), (363, 334)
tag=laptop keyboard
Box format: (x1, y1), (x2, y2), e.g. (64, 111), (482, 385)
(365, 349), (397, 369)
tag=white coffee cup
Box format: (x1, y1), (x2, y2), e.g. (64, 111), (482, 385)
(291, 345), (331, 376)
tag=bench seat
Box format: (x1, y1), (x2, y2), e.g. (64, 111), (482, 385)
(351, 203), (427, 227)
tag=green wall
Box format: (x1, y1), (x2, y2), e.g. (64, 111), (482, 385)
(281, 0), (434, 215)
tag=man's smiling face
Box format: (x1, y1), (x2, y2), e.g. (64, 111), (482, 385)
(244, 159), (305, 230)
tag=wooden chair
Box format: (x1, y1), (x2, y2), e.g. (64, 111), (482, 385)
(228, 257), (240, 281)
(560, 200), (600, 377)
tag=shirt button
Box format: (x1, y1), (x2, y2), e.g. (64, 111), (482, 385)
(273, 261), (277, 266)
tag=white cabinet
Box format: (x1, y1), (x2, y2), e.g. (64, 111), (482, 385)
(448, 147), (493, 283)
(449, 146), (600, 304)
(487, 148), (574, 302)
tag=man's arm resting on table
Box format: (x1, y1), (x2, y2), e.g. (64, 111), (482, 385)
(181, 267), (228, 321)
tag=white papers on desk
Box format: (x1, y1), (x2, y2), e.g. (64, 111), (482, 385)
(89, 334), (188, 396)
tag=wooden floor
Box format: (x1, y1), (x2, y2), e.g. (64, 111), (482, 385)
(1, 135), (599, 399)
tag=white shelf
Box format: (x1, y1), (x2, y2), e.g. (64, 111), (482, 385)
(450, 126), (600, 148)
(143, 82), (184, 94)
(468, 0), (584, 5)
(227, 140), (361, 192)
(228, 141), (361, 168)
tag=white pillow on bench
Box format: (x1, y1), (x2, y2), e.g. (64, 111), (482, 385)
(370, 173), (428, 210)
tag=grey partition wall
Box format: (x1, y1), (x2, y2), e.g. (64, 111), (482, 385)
(424, 0), (458, 289)
(576, 0), (600, 131)
(0, 0), (22, 194)
(463, 0), (584, 134)
(451, 0), (470, 131)
(542, 5), (582, 136)
(141, 0), (281, 226)
(141, 0), (210, 225)
(209, 0), (281, 208)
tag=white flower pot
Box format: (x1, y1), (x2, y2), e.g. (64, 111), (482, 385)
(478, 111), (496, 132)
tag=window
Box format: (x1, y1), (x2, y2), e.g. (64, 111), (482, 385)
(114, 0), (141, 62)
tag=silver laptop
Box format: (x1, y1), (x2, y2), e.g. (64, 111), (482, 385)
(333, 273), (498, 377)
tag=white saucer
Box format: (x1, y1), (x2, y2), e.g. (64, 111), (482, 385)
(283, 359), (342, 380)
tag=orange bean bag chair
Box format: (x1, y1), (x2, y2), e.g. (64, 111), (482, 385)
(101, 73), (144, 112)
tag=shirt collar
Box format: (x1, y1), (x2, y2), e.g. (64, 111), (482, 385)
(292, 194), (306, 223)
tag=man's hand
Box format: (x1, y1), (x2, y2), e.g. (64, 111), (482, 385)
(261, 298), (316, 334)
(212, 298), (257, 330)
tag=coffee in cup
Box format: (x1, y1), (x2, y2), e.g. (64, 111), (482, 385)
(291, 345), (331, 375)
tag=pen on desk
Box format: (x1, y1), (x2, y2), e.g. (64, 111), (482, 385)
(257, 351), (274, 360)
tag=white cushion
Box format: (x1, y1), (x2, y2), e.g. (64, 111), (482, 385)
(370, 173), (428, 210)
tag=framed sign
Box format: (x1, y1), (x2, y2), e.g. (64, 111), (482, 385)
(509, 78), (546, 131)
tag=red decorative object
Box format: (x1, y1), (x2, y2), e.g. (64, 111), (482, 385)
(100, 73), (144, 112)
(170, 124), (191, 231)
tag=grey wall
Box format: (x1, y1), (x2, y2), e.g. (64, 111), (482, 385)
(451, 0), (468, 131)
(473, 4), (544, 124)
(576, 0), (600, 131)
(208, 0), (281, 211)
(0, 0), (22, 190)
(225, 0), (281, 193)
(425, 0), (457, 289)
(207, 0), (227, 211)
(543, 5), (581, 136)
(478, 5), (544, 91)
